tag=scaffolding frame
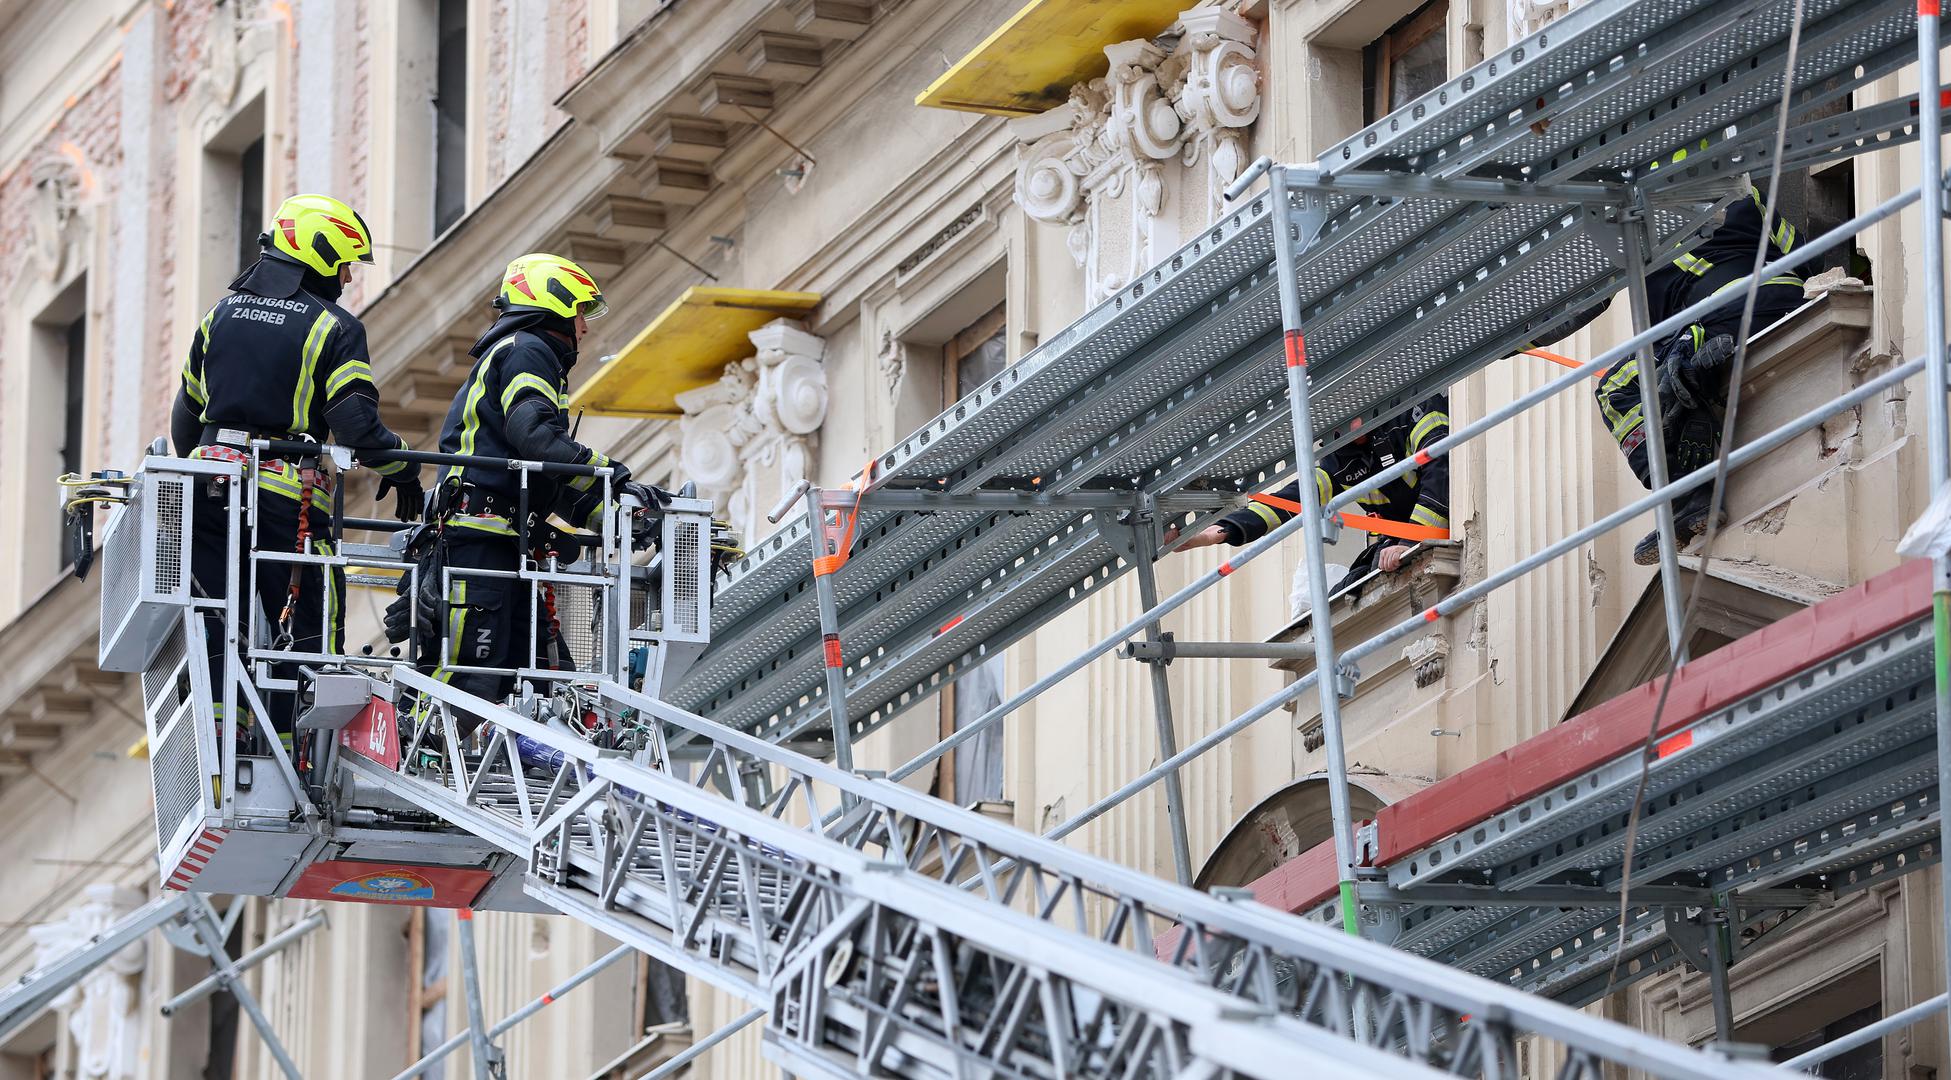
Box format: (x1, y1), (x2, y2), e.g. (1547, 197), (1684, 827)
(27, 1), (1951, 1074)
(708, 0), (1951, 1063)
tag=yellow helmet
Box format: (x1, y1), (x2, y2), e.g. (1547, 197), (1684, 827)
(495, 253), (609, 320)
(266, 193), (376, 276)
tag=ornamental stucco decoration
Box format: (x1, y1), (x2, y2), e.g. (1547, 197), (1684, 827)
(28, 885), (147, 1080)
(675, 319), (828, 543)
(1009, 7), (1261, 303)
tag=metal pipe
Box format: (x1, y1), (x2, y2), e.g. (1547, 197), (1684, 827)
(883, 492), (1318, 786)
(1045, 354), (1925, 852)
(890, 175), (1931, 799)
(806, 486), (859, 782)
(1119, 640), (1313, 661)
(1269, 163), (1364, 939)
(631, 1008), (764, 1080)
(1317, 178), (1931, 522)
(160, 908), (328, 1016)
(1783, 992), (1949, 1069)
(1621, 208), (1690, 660)
(1130, 517), (1194, 884)
(1915, 8), (1951, 1058)
(390, 945), (635, 1080)
(186, 898), (303, 1080)
(1224, 155), (1273, 201)
(456, 911), (496, 1080)
(256, 439), (611, 478)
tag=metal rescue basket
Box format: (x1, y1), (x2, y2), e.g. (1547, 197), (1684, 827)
(85, 446), (714, 910)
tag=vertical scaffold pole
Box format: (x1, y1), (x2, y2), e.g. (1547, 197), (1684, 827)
(456, 910), (498, 1080)
(1621, 206), (1691, 661)
(1268, 163), (1363, 937)
(1915, 0), (1951, 1023)
(1130, 508), (1195, 885)
(807, 486), (859, 780)
(185, 897), (304, 1080)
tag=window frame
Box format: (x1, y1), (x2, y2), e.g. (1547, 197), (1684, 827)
(1365, 0), (1448, 124)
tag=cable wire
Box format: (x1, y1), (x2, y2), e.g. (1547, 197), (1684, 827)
(1605, 0), (1809, 994)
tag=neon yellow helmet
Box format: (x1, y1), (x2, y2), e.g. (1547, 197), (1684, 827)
(495, 253), (608, 320)
(266, 193), (376, 276)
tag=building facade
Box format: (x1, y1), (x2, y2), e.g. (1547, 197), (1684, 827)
(0, 0), (1937, 1076)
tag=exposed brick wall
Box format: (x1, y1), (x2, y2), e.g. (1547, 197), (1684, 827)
(486, 0), (514, 186)
(563, 0), (591, 90)
(342, 0), (374, 312)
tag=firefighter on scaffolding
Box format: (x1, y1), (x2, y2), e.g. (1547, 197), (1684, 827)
(1535, 144), (1806, 566)
(171, 194), (422, 751)
(1172, 396), (1450, 597)
(393, 254), (657, 724)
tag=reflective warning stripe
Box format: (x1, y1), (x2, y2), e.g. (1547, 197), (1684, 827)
(1673, 252), (1714, 276)
(1245, 501), (1283, 531)
(293, 309), (336, 433)
(1409, 503), (1449, 530)
(324, 359), (375, 399)
(448, 514), (519, 536)
(1407, 411), (1448, 454)
(440, 579), (469, 678)
(1608, 402), (1645, 443)
(501, 371), (561, 415)
(444, 339), (513, 488)
(571, 451), (608, 493)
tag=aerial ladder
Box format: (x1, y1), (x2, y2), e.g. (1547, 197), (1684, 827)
(0, 434), (1786, 1079)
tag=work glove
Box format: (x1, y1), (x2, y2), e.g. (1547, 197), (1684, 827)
(710, 518), (745, 573)
(376, 471), (426, 523)
(621, 481), (672, 510)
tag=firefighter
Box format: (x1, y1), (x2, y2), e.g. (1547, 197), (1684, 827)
(406, 253), (654, 718)
(1535, 152), (1806, 564)
(1171, 396), (1449, 597)
(171, 193), (422, 748)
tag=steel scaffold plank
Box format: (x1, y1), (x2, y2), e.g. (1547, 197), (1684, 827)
(673, 0), (1943, 756)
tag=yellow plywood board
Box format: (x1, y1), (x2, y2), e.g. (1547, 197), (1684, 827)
(570, 287), (821, 418)
(914, 0), (1188, 117)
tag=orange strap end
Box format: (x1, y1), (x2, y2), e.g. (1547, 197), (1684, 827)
(812, 554), (845, 577)
(1523, 347), (1600, 377)
(1249, 495), (1450, 541)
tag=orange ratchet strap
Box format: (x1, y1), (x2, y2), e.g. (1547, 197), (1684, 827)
(1250, 494), (1451, 542)
(811, 458), (877, 577)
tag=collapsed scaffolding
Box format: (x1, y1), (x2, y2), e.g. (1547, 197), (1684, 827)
(2, 0), (1950, 1074)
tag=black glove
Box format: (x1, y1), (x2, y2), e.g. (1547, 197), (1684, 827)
(710, 518), (744, 573)
(621, 481), (672, 510)
(604, 459), (632, 490)
(376, 471), (425, 523)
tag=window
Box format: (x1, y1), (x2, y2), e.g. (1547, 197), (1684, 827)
(236, 136), (265, 275)
(433, 0), (469, 236)
(1771, 89), (1867, 282)
(198, 96), (266, 305)
(1732, 962), (1882, 1079)
(57, 312), (84, 555)
(203, 910), (245, 1080)
(406, 910), (450, 1068)
(1363, 0), (1448, 124)
(28, 278), (87, 575)
(938, 305), (1009, 806)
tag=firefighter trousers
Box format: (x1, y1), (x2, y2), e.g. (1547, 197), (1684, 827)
(1595, 277), (1806, 488)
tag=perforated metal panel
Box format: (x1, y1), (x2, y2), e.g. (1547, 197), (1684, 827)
(144, 616), (209, 862)
(669, 0), (1941, 752)
(101, 466), (198, 672)
(661, 509), (711, 643)
(1356, 614), (1939, 1005)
